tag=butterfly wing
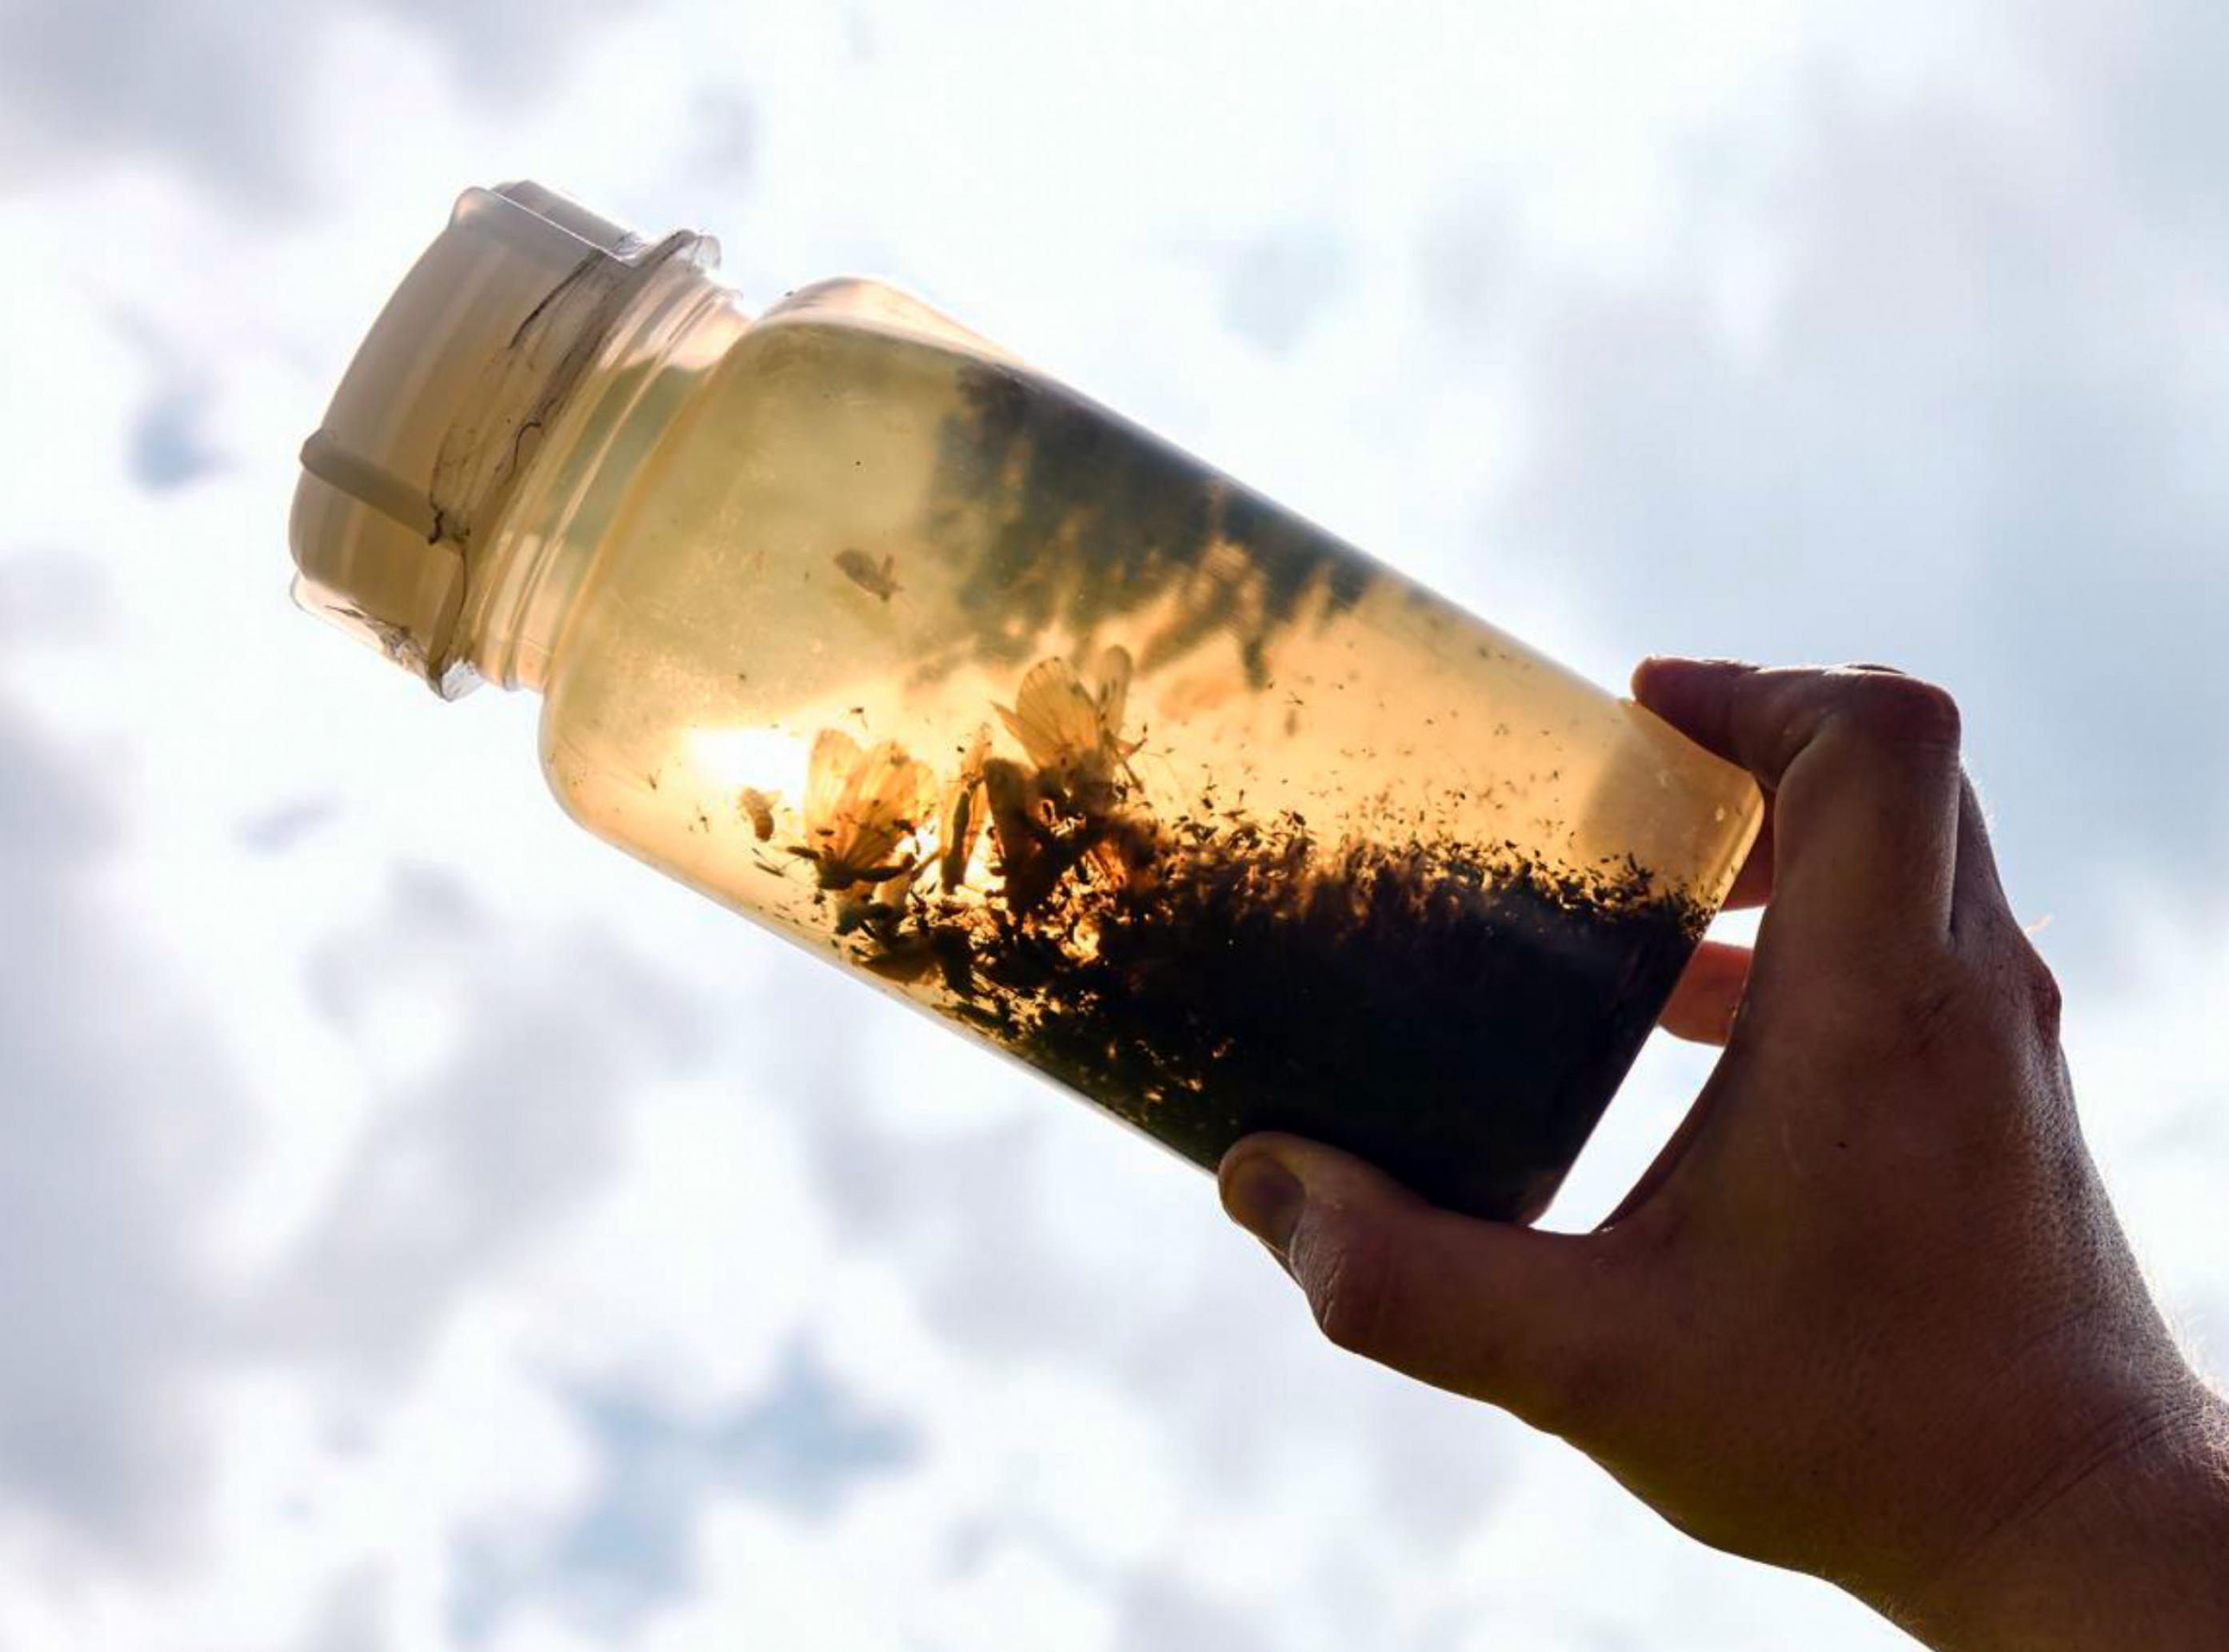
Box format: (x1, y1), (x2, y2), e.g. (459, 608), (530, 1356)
(837, 740), (933, 871)
(997, 656), (1102, 774)
(804, 728), (864, 841)
(1092, 644), (1133, 744)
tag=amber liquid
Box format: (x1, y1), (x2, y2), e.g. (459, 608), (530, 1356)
(538, 312), (1756, 1220)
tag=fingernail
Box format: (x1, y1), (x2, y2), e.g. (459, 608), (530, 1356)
(1220, 1151), (1306, 1256)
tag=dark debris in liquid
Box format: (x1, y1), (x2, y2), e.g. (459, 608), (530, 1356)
(794, 676), (1704, 1223)
(968, 824), (1700, 1223)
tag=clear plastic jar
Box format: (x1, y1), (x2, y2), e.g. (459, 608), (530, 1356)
(291, 183), (1761, 1221)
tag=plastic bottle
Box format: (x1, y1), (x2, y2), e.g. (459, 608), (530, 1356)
(290, 182), (1761, 1222)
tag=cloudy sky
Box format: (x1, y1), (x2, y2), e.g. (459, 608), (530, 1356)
(1, 2), (2225, 1647)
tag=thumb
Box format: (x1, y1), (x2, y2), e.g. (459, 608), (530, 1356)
(1219, 1135), (1632, 1435)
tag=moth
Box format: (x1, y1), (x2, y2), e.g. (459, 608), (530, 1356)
(790, 728), (933, 895)
(994, 645), (1141, 816)
(833, 549), (902, 604)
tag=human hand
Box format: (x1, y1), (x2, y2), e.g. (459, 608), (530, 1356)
(1218, 660), (2227, 1648)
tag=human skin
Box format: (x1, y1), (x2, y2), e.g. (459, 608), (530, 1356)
(1219, 659), (2229, 1649)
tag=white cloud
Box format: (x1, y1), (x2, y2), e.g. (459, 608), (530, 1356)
(0, 0), (641, 202)
(0, 704), (242, 1562)
(0, 2), (2221, 1650)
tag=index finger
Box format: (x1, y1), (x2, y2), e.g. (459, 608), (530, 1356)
(1632, 659), (1964, 948)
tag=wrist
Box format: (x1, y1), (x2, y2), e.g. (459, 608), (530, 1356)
(1892, 1383), (2229, 1651)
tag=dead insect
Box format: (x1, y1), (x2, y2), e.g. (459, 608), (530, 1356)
(937, 725), (992, 892)
(737, 787), (780, 841)
(994, 645), (1141, 814)
(982, 756), (1052, 895)
(834, 549), (902, 603)
(981, 756), (1085, 918)
(789, 728), (934, 895)
(981, 755), (1118, 920)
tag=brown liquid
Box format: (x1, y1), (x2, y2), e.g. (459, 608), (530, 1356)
(540, 316), (1752, 1219)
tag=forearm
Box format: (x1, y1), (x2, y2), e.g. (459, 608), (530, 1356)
(1894, 1386), (2229, 1652)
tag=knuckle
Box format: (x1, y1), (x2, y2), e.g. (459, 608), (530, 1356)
(2013, 942), (2064, 1040)
(1952, 924), (2064, 1055)
(1845, 938), (2064, 1091)
(1836, 668), (1964, 750)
